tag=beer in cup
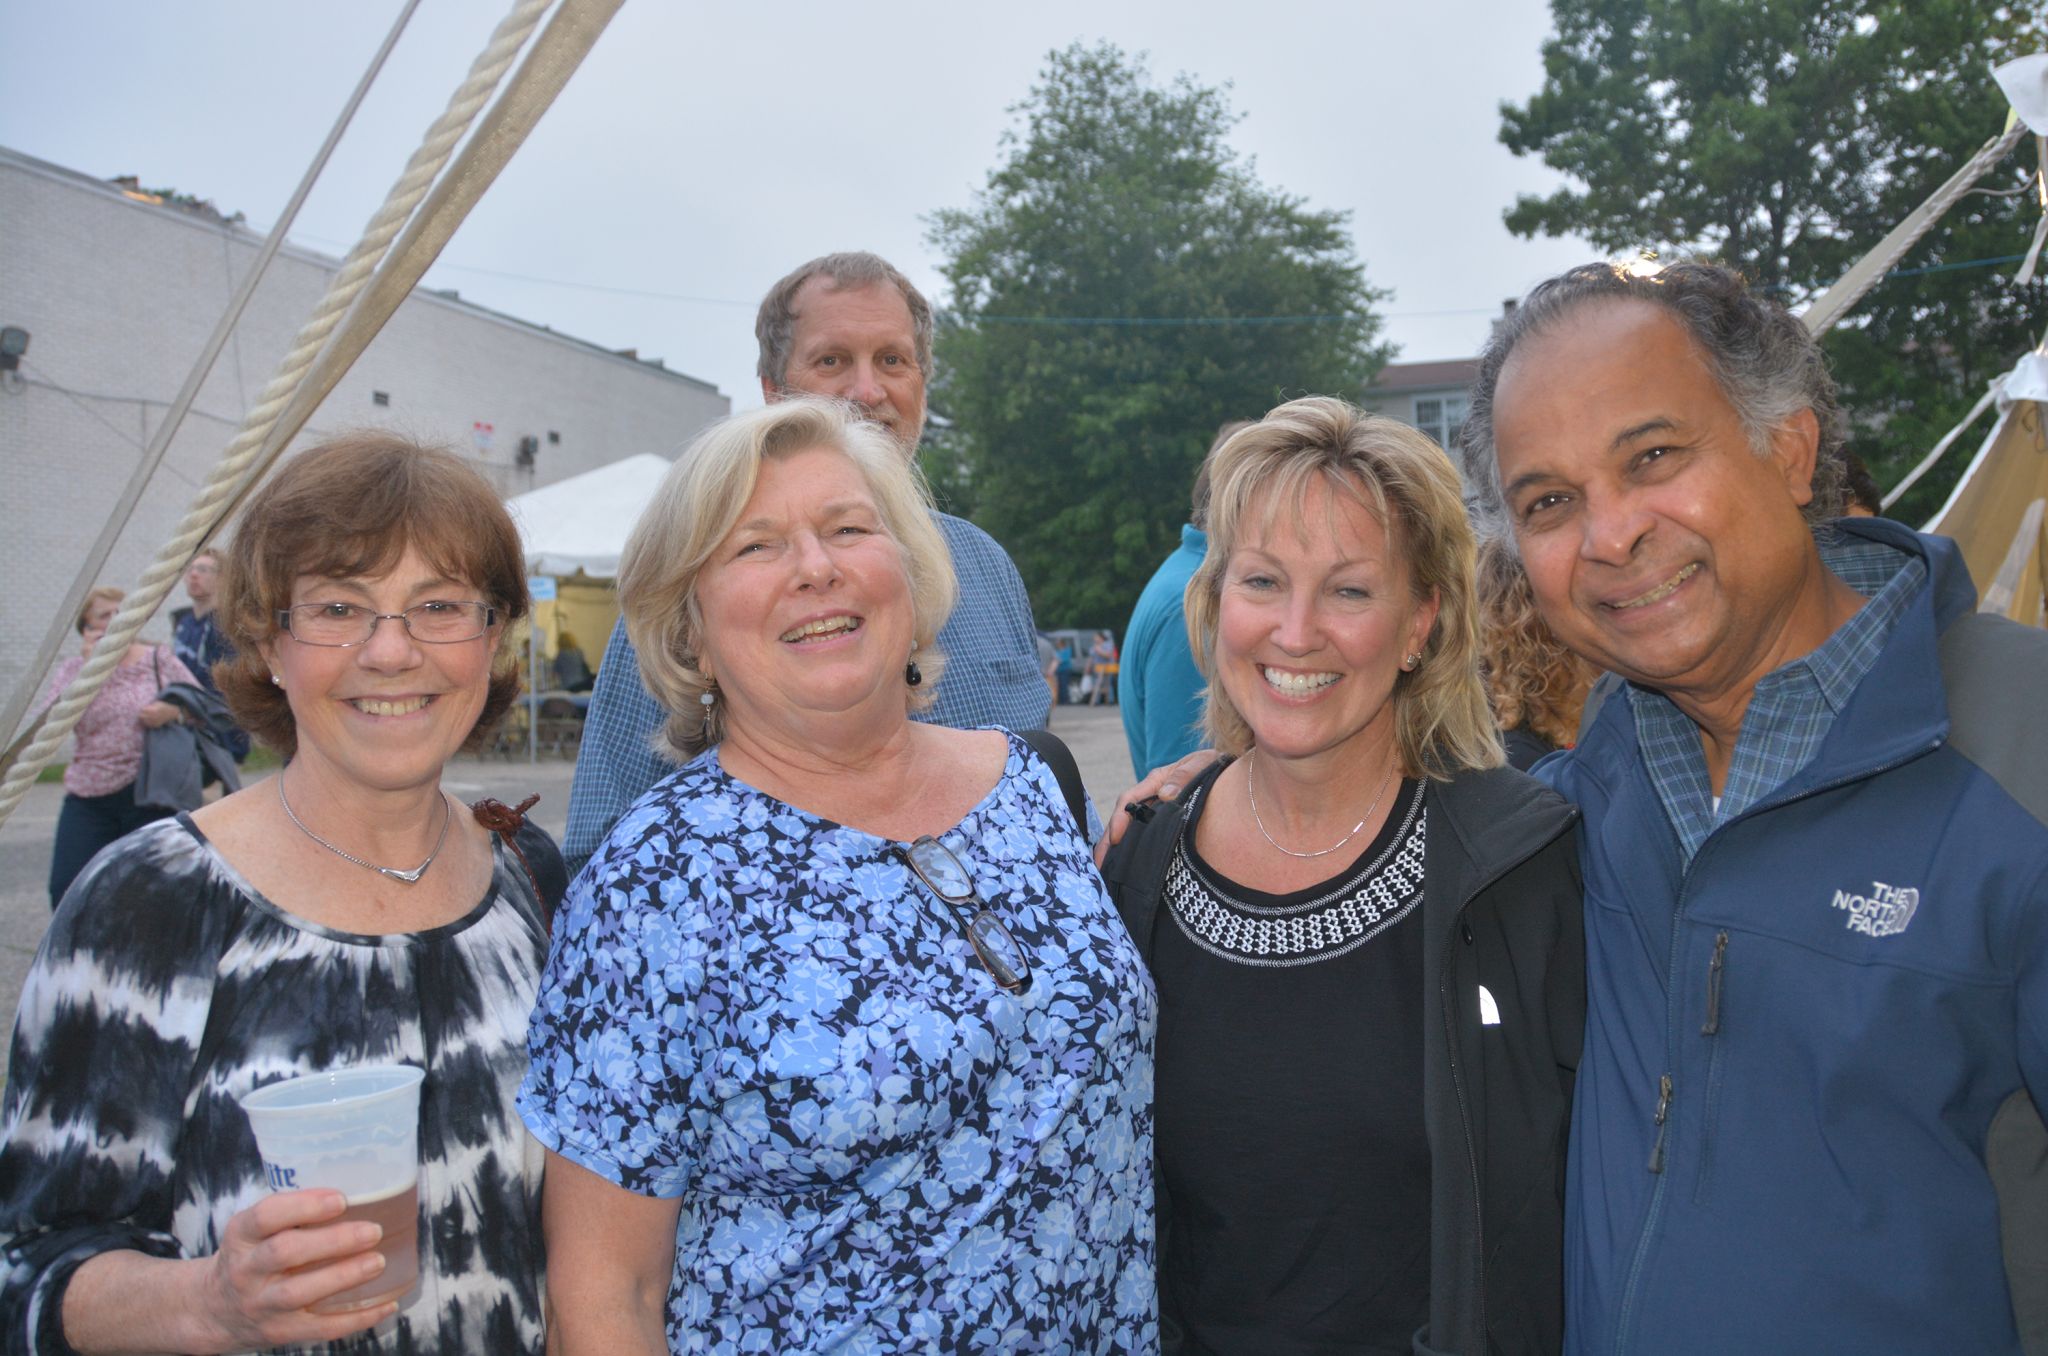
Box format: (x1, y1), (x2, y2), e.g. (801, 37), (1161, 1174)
(240, 1064), (425, 1314)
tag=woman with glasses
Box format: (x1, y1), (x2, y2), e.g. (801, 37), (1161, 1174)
(1099, 399), (1582, 1356)
(0, 434), (560, 1354)
(520, 398), (1157, 1353)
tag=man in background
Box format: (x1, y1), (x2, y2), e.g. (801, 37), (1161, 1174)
(169, 547), (248, 761)
(564, 252), (1052, 871)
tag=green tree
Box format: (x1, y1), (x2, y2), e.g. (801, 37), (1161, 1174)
(1500, 0), (2048, 520)
(928, 42), (1392, 629)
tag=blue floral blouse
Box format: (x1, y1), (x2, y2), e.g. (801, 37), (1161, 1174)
(519, 733), (1158, 1352)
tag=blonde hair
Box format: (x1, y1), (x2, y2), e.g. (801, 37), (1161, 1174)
(77, 586), (125, 632)
(1476, 537), (1595, 750)
(1185, 396), (1502, 779)
(620, 397), (955, 761)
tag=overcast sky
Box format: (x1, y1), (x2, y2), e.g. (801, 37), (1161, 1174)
(0, 0), (1602, 412)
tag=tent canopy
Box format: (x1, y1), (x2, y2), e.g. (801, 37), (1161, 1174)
(506, 452), (670, 578)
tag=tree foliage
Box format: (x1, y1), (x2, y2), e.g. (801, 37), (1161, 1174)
(927, 43), (1391, 628)
(1500, 0), (2048, 520)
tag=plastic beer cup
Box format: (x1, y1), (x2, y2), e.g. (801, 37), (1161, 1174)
(239, 1065), (425, 1314)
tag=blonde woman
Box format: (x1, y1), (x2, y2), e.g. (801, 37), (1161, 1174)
(522, 398), (1156, 1353)
(1101, 397), (1583, 1356)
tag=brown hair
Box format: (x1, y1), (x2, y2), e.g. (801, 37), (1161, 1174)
(1476, 538), (1596, 749)
(215, 432), (530, 756)
(77, 586), (125, 632)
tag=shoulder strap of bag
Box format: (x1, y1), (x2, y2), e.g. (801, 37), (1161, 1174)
(1016, 726), (1089, 840)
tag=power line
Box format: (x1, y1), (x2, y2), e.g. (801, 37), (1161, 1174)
(1882, 251), (2030, 280)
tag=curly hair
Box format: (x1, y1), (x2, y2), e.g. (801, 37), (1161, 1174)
(1185, 396), (1502, 779)
(214, 432), (530, 757)
(1475, 538), (1596, 750)
(1462, 258), (1848, 548)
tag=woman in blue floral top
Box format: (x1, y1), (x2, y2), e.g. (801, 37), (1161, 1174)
(520, 398), (1158, 1353)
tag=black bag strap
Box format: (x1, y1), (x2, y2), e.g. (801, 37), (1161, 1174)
(1017, 727), (1089, 841)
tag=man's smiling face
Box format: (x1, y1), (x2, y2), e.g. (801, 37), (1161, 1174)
(1489, 298), (1821, 706)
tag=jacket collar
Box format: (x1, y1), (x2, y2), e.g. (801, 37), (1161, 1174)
(1424, 767), (1578, 928)
(1577, 520), (1970, 804)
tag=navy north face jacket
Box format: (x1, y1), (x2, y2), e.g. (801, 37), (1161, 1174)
(1544, 517), (2048, 1356)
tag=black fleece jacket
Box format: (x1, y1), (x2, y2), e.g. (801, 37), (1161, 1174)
(1101, 760), (1583, 1356)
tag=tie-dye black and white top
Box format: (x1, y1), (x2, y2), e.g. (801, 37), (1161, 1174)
(0, 812), (556, 1355)
(519, 733), (1160, 1352)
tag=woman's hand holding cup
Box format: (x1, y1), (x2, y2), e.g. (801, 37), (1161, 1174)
(190, 1189), (396, 1351)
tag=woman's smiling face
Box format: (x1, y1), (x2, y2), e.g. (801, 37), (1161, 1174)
(1213, 473), (1438, 769)
(264, 544), (501, 792)
(690, 445), (917, 746)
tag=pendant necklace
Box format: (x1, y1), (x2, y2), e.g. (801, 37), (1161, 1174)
(1245, 747), (1396, 860)
(278, 773), (452, 884)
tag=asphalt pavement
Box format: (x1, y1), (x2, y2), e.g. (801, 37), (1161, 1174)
(0, 703), (1138, 1083)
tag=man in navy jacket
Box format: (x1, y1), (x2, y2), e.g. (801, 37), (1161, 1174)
(1462, 259), (2048, 1355)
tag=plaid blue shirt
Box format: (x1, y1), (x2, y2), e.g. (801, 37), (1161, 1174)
(563, 510), (1053, 868)
(1631, 534), (1925, 863)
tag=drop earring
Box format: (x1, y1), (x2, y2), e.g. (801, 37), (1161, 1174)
(905, 660), (923, 688)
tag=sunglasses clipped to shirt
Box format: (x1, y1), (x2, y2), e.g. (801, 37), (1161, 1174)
(898, 835), (1033, 994)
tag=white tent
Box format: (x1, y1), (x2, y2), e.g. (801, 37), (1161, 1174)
(506, 452), (671, 578)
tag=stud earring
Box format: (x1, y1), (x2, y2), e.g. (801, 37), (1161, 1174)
(271, 674), (283, 687)
(905, 660), (923, 688)
(1402, 653), (1421, 671)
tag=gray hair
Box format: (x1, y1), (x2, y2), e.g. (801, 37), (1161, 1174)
(1462, 259), (1847, 548)
(755, 252), (936, 390)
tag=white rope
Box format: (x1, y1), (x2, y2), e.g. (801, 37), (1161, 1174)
(0, 0), (558, 830)
(1802, 119), (2029, 337)
(1881, 380), (2004, 511)
(0, 0), (425, 764)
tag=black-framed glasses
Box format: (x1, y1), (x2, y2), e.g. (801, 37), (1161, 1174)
(277, 600), (497, 647)
(899, 835), (1033, 994)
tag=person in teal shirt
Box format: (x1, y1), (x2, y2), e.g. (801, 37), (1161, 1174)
(1121, 428), (1239, 778)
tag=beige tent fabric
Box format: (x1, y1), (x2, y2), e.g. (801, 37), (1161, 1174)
(1925, 397), (2048, 628)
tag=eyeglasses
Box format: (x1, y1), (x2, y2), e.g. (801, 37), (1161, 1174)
(899, 835), (1033, 994)
(277, 600), (496, 647)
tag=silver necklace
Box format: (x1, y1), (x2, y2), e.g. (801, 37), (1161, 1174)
(277, 774), (452, 884)
(1245, 748), (1397, 860)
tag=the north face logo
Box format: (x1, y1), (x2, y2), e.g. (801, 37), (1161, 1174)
(1830, 880), (1919, 938)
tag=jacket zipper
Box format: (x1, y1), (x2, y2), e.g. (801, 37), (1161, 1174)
(1646, 1074), (1673, 1173)
(1437, 800), (1580, 1348)
(1439, 928), (1486, 1337)
(1693, 932), (1730, 1205)
(1700, 932), (1727, 1036)
(1610, 739), (1942, 1355)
